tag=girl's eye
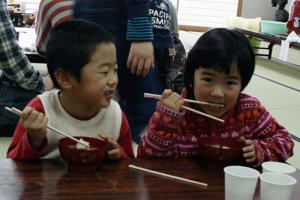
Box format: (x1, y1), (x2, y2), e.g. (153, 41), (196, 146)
(99, 71), (108, 74)
(201, 77), (213, 83)
(227, 80), (237, 85)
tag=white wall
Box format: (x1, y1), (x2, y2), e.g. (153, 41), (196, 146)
(241, 0), (292, 20)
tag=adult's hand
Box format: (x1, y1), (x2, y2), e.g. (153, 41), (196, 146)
(127, 42), (154, 76)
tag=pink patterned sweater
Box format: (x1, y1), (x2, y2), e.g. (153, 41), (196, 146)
(137, 93), (294, 165)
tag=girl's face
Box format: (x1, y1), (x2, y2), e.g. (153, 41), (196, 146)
(74, 42), (118, 108)
(193, 65), (242, 117)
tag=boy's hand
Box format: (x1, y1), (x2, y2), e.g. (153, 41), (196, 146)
(21, 107), (48, 148)
(160, 89), (184, 112)
(127, 42), (154, 76)
(99, 133), (121, 160)
(240, 136), (256, 164)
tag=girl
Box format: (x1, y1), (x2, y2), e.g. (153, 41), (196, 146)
(138, 28), (294, 166)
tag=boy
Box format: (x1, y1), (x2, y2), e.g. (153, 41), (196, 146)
(7, 20), (134, 160)
(36, 0), (163, 143)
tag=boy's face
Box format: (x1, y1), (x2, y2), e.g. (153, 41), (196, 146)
(75, 42), (118, 108)
(193, 65), (241, 117)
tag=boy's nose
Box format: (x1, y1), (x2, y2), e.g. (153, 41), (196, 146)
(107, 73), (118, 85)
(210, 86), (224, 98)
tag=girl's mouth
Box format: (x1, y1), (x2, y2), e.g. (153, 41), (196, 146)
(204, 102), (224, 114)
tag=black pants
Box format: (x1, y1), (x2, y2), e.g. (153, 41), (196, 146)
(0, 75), (39, 137)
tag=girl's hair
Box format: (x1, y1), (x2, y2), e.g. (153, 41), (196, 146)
(46, 19), (114, 88)
(184, 28), (255, 97)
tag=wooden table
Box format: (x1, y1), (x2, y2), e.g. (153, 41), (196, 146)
(0, 158), (299, 199)
(237, 28), (300, 59)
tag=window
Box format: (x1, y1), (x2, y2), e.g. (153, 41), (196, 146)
(170, 0), (242, 32)
(8, 0), (40, 11)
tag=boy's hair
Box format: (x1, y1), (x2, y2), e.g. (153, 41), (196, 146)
(46, 19), (114, 88)
(184, 28), (255, 96)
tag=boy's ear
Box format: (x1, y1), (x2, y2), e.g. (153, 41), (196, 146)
(54, 68), (75, 89)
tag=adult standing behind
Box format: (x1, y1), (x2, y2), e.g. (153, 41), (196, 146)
(35, 0), (164, 142)
(0, 1), (51, 136)
(149, 0), (175, 90)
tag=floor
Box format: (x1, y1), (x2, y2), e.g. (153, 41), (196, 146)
(245, 56), (300, 168)
(1, 32), (299, 170)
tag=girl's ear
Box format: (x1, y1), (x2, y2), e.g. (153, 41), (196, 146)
(54, 68), (76, 89)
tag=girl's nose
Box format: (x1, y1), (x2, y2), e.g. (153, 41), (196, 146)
(210, 86), (224, 98)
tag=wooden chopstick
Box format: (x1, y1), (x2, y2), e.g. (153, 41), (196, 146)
(128, 164), (208, 188)
(5, 106), (90, 148)
(144, 93), (224, 123)
(181, 105), (224, 123)
(144, 93), (223, 107)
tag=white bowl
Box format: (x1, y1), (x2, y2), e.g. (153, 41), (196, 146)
(262, 161), (296, 175)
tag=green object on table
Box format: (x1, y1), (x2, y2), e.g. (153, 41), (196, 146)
(248, 36), (261, 54)
(260, 20), (288, 35)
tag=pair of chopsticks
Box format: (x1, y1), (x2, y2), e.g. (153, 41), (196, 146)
(144, 93), (224, 123)
(5, 106), (90, 148)
(129, 164), (208, 188)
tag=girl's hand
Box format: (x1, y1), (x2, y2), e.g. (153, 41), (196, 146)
(240, 136), (256, 164)
(21, 107), (48, 148)
(99, 133), (121, 160)
(160, 89), (184, 112)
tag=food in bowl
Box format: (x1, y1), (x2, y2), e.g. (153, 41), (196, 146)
(59, 136), (108, 172)
(198, 137), (244, 167)
(74, 138), (90, 149)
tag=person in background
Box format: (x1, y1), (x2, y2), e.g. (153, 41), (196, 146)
(138, 28), (294, 166)
(169, 0), (179, 40)
(35, 0), (163, 143)
(161, 0), (186, 93)
(7, 20), (134, 160)
(0, 0), (51, 137)
(35, 0), (73, 56)
(149, 0), (175, 88)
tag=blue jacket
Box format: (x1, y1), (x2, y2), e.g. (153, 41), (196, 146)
(74, 0), (154, 45)
(149, 0), (174, 48)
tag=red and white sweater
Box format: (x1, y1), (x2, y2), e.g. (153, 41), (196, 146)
(7, 90), (134, 160)
(138, 92), (294, 165)
(35, 0), (73, 56)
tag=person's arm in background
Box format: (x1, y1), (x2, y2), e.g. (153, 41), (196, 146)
(169, 0), (179, 39)
(0, 1), (44, 93)
(35, 0), (73, 56)
(126, 0), (154, 76)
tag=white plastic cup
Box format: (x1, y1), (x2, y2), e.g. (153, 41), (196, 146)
(262, 161), (296, 176)
(224, 166), (260, 200)
(260, 172), (297, 200)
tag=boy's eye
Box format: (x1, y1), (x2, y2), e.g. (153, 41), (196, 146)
(99, 71), (109, 74)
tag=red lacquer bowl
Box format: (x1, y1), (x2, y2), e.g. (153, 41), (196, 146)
(59, 136), (107, 173)
(198, 137), (244, 167)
